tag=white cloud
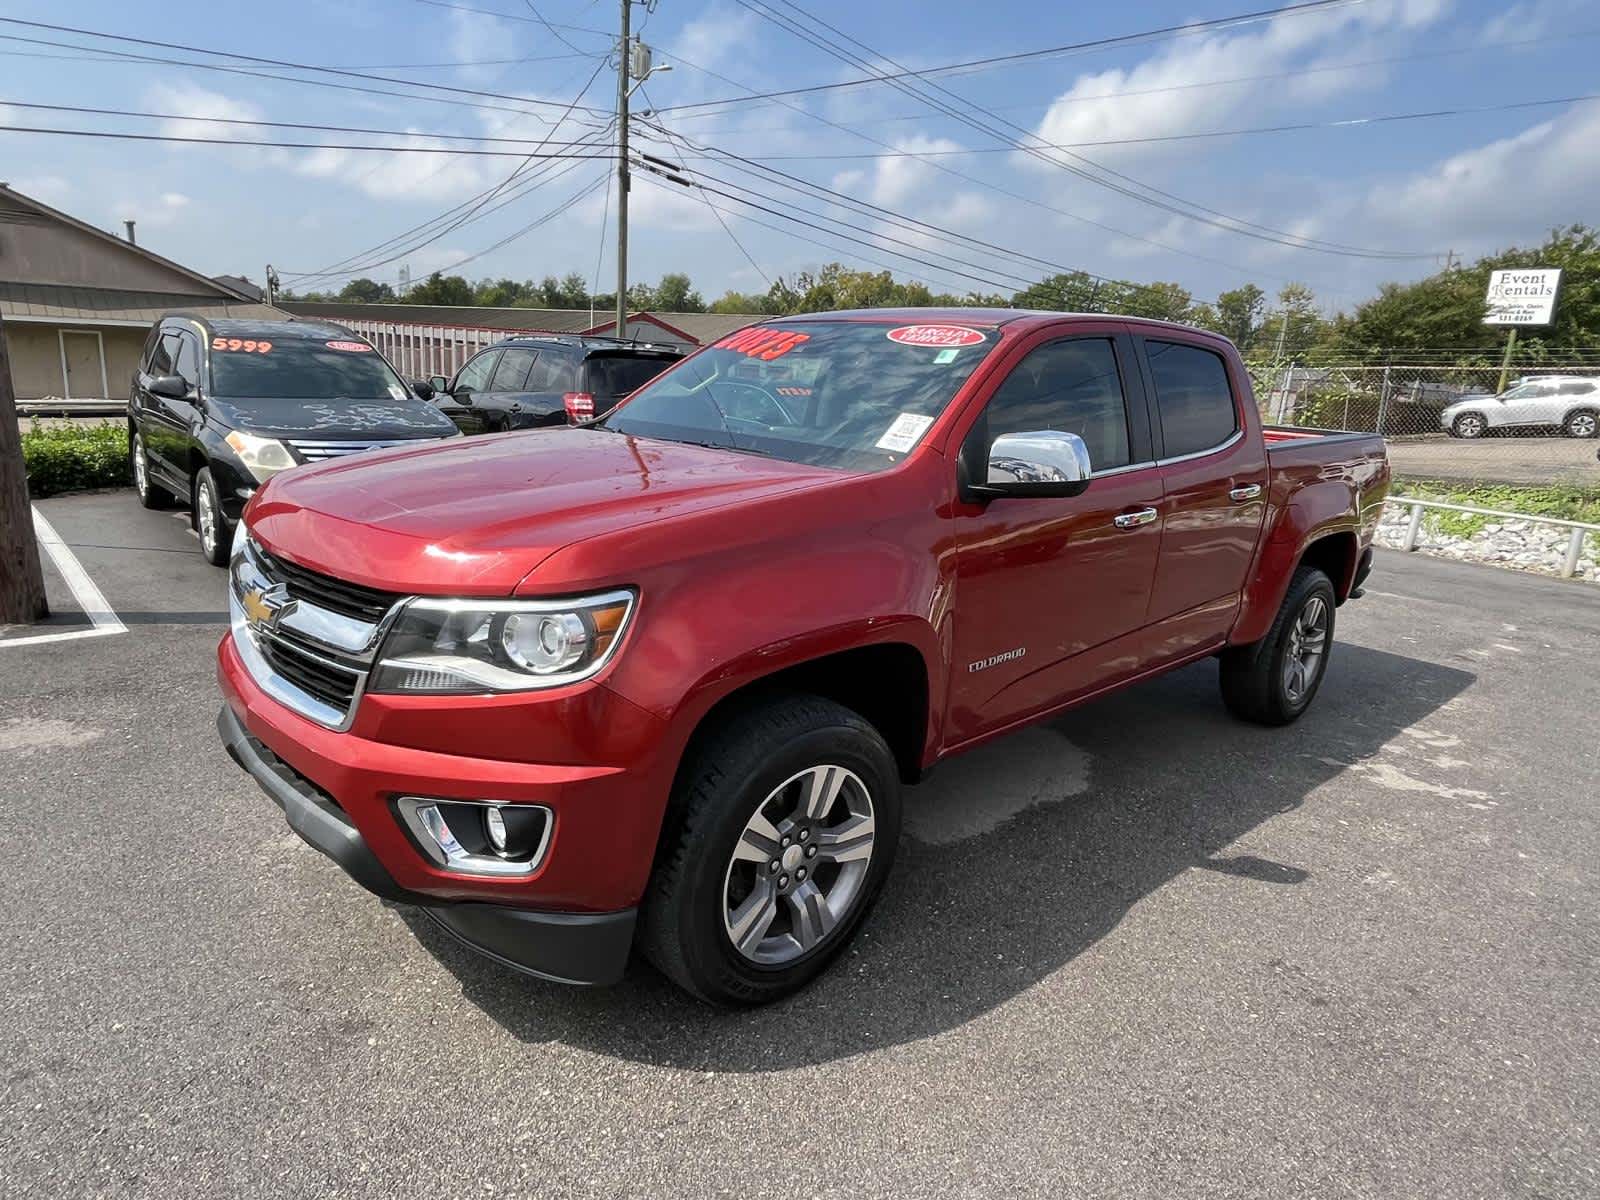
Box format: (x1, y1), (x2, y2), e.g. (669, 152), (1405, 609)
(145, 82), (265, 142)
(1025, 0), (1451, 166)
(294, 135), (493, 201)
(8, 174), (72, 208)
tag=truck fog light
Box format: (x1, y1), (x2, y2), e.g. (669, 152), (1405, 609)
(485, 806), (508, 852)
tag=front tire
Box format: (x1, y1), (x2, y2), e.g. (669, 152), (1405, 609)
(1219, 566), (1336, 726)
(194, 467), (232, 567)
(1564, 409), (1598, 439)
(639, 694), (902, 1007)
(1452, 412), (1487, 439)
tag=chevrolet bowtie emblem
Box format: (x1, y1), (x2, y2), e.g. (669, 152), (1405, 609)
(241, 582), (294, 631)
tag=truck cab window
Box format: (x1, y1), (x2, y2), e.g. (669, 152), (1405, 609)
(1145, 340), (1237, 458)
(984, 338), (1131, 470)
(148, 332), (179, 376)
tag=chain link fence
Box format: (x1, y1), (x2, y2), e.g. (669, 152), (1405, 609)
(1248, 360), (1600, 487)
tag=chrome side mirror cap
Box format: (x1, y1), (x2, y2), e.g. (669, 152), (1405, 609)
(977, 430), (1093, 499)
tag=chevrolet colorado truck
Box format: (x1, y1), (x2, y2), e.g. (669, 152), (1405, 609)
(217, 309), (1389, 1006)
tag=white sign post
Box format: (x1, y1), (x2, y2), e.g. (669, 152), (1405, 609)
(1483, 268), (1562, 391)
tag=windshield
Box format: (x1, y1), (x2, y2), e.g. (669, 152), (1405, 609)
(210, 337), (410, 400)
(598, 320), (1001, 471)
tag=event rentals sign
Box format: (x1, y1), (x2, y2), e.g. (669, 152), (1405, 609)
(1483, 268), (1562, 326)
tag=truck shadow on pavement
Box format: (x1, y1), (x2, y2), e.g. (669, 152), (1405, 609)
(400, 643), (1474, 1071)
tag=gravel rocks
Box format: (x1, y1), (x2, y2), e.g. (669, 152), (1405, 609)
(1376, 502), (1599, 582)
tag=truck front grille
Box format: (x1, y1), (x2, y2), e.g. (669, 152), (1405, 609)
(256, 633), (361, 714)
(252, 544), (400, 624)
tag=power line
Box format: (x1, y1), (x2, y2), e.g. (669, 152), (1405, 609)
(0, 17), (612, 118)
(735, 0), (1433, 260)
(657, 0), (1364, 114)
(662, 30), (1600, 132)
(0, 32), (611, 126)
(662, 93), (1600, 158)
(411, 0), (613, 37)
(0, 98), (619, 147)
(0, 123), (616, 159)
(632, 25), (1360, 292)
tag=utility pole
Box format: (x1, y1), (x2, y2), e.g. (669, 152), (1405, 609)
(615, 0), (631, 338)
(0, 312), (48, 624)
(1496, 326), (1519, 394)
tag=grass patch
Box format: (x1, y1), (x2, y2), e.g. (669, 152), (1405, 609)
(21, 421), (131, 497)
(1392, 479), (1600, 539)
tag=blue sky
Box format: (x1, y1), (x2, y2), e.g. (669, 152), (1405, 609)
(2, 0), (1596, 313)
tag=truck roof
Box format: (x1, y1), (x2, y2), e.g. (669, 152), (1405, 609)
(764, 307), (1236, 342)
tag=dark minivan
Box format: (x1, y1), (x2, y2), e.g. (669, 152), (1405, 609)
(426, 334), (682, 434)
(129, 316), (458, 565)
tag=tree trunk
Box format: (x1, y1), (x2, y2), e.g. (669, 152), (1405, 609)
(0, 312), (49, 624)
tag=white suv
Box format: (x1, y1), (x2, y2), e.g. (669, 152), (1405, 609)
(1441, 376), (1600, 439)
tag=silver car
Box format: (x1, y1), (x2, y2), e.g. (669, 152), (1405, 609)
(1441, 376), (1600, 439)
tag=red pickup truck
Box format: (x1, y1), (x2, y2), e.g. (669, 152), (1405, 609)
(217, 309), (1388, 1005)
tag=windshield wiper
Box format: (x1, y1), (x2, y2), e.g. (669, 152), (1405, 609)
(684, 439), (773, 457)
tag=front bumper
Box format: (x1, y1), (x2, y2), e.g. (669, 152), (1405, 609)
(219, 705), (636, 985)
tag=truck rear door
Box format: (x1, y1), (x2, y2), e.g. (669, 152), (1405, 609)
(1136, 333), (1268, 648)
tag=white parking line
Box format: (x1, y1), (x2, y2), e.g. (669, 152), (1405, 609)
(0, 508), (129, 649)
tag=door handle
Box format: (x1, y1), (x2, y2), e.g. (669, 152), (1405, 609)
(1113, 507), (1159, 529)
(1229, 484), (1262, 502)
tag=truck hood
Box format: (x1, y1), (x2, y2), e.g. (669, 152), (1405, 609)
(212, 393), (459, 440)
(245, 427), (840, 595)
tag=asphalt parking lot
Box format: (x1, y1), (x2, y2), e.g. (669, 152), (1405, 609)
(3, 490), (1598, 1199)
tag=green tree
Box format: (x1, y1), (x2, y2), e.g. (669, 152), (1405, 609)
(1326, 226), (1600, 356)
(1196, 284), (1267, 350)
(337, 277), (395, 303)
(650, 272), (706, 312)
(402, 272), (473, 306)
(473, 277), (529, 307)
(1256, 282), (1322, 359)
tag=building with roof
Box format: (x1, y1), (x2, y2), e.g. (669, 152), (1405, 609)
(279, 301), (760, 369)
(0, 184), (287, 408)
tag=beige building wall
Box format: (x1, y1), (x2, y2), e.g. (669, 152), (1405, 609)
(2, 322), (146, 401)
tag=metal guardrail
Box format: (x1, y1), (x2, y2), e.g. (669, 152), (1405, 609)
(1385, 495), (1598, 578)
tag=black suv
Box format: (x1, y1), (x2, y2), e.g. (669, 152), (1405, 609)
(129, 316), (458, 566)
(424, 335), (683, 434)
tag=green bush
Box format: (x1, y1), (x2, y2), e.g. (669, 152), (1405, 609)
(21, 422), (131, 497)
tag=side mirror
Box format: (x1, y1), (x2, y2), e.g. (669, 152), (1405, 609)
(429, 375), (449, 394)
(973, 431), (1093, 499)
(412, 378), (436, 401)
(147, 374), (190, 400)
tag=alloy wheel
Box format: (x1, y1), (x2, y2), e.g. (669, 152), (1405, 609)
(1569, 413), (1597, 438)
(722, 764), (876, 966)
(1282, 595), (1328, 704)
(197, 481), (217, 556)
(133, 436), (148, 498)
(1456, 415), (1484, 438)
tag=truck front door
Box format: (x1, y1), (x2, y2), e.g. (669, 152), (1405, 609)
(945, 326), (1165, 745)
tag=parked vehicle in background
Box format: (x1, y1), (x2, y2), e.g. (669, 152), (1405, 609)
(217, 308), (1388, 1005)
(424, 335), (683, 434)
(129, 317), (459, 566)
(1441, 375), (1600, 438)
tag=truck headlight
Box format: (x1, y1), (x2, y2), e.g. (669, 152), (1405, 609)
(225, 431), (297, 482)
(369, 590), (635, 693)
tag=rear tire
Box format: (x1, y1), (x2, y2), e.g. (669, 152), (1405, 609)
(131, 432), (174, 509)
(194, 467), (232, 567)
(1564, 409), (1598, 439)
(639, 693), (901, 1007)
(1219, 566), (1336, 726)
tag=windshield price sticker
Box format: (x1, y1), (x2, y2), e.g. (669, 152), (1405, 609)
(886, 324), (986, 349)
(875, 411), (935, 454)
(212, 337), (272, 354)
(325, 340), (373, 353)
(716, 328), (811, 361)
